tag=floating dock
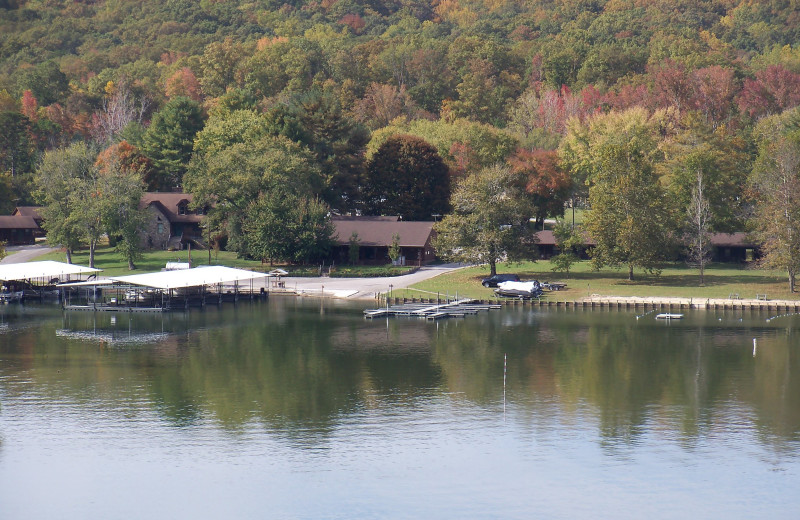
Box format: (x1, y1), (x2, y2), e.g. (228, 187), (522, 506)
(655, 313), (684, 320)
(364, 299), (501, 320)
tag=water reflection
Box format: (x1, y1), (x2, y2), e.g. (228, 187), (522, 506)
(1, 299), (799, 454)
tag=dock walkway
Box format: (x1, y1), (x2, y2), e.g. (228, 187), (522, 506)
(364, 299), (502, 320)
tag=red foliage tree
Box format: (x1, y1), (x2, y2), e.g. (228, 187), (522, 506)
(339, 14), (365, 34)
(738, 65), (800, 120)
(507, 148), (572, 228)
(650, 59), (693, 112)
(692, 65), (738, 128)
(605, 83), (649, 111)
(165, 67), (203, 102)
(449, 141), (479, 177)
(95, 140), (155, 187)
(21, 90), (38, 122)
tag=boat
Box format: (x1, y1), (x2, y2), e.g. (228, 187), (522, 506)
(655, 313), (683, 320)
(494, 280), (543, 299)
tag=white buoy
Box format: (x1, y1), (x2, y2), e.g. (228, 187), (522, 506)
(753, 338), (757, 357)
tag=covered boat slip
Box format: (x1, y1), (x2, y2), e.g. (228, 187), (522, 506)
(60, 265), (270, 312)
(0, 261), (100, 302)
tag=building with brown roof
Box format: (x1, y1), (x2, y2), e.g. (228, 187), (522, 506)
(331, 216), (437, 266)
(10, 206), (45, 238)
(139, 193), (206, 250)
(11, 206), (44, 226)
(0, 216), (40, 245)
(534, 229), (758, 262)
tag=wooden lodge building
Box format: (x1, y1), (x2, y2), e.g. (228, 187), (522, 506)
(140, 192), (206, 251)
(534, 230), (758, 263)
(331, 216), (437, 266)
(0, 215), (40, 245)
(11, 206), (44, 234)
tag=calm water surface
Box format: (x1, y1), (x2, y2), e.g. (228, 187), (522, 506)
(1, 298), (799, 519)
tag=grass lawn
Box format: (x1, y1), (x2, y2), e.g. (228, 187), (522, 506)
(35, 246), (266, 277)
(404, 260), (799, 302)
(34, 245), (416, 278)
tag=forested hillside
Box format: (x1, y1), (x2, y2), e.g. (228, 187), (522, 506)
(3, 0), (800, 281)
(4, 0), (799, 167)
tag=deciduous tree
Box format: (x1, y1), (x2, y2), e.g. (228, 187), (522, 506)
(738, 65), (800, 121)
(748, 107), (800, 292)
(244, 192), (333, 264)
(34, 142), (97, 264)
(434, 164), (538, 276)
(362, 135), (450, 220)
(91, 79), (151, 144)
(507, 148), (571, 229)
(561, 108), (673, 280)
(98, 162), (147, 270)
(185, 136), (327, 257)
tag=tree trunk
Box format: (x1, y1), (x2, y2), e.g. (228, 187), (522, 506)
(128, 259), (135, 270)
(790, 268), (796, 293)
(489, 259), (497, 276)
(628, 264), (634, 281)
(66, 248), (73, 264)
(89, 240), (96, 268)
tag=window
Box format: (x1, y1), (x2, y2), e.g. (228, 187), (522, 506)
(157, 223), (164, 234)
(178, 203), (187, 215)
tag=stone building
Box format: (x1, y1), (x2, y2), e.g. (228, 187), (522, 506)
(140, 192), (206, 250)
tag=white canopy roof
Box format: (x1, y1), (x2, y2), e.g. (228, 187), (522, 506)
(57, 279), (115, 288)
(0, 260), (100, 282)
(110, 265), (267, 289)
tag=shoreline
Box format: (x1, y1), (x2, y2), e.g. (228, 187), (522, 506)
(339, 293), (800, 311)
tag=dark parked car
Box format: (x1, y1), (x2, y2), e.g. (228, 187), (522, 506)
(481, 273), (520, 287)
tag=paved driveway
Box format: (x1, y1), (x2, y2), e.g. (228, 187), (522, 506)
(1, 244), (56, 264)
(280, 263), (467, 299)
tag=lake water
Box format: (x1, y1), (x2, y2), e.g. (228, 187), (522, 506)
(1, 298), (799, 519)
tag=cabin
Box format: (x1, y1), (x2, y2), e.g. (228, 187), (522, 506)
(139, 192), (206, 250)
(331, 216), (437, 266)
(534, 230), (594, 259)
(710, 233), (758, 262)
(11, 206), (45, 236)
(534, 229), (758, 263)
(0, 215), (40, 245)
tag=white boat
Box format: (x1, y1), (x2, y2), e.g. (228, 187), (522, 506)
(494, 280), (543, 299)
(655, 313), (683, 320)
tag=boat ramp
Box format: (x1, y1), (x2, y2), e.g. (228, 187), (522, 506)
(364, 299), (501, 320)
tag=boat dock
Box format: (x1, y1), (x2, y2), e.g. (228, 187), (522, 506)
(364, 299), (502, 320)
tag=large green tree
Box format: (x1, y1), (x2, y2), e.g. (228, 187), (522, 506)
(185, 135), (328, 258)
(264, 90), (368, 212)
(434, 164), (538, 276)
(193, 109), (271, 158)
(749, 107), (800, 292)
(660, 116), (748, 233)
(142, 96), (204, 190)
(0, 111), (34, 177)
(98, 162), (147, 271)
(362, 134), (450, 220)
(243, 191), (334, 264)
(34, 142), (97, 264)
(659, 116), (749, 283)
(561, 107), (673, 280)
